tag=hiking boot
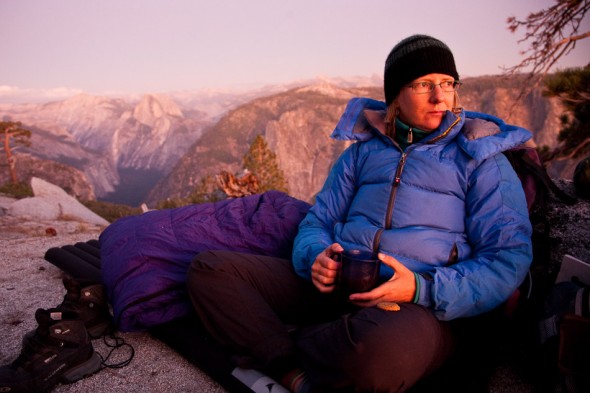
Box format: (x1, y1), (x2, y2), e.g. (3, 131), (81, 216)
(0, 308), (102, 393)
(57, 276), (114, 338)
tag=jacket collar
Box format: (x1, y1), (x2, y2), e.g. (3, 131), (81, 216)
(330, 98), (533, 160)
(331, 97), (465, 145)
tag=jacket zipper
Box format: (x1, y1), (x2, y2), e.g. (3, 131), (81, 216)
(371, 152), (407, 253)
(426, 117), (460, 144)
(385, 152), (407, 229)
(372, 116), (460, 252)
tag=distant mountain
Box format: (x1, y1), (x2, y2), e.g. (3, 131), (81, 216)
(0, 75), (573, 207)
(168, 74), (383, 118)
(146, 76), (568, 206)
(0, 93), (211, 205)
(146, 83), (382, 205)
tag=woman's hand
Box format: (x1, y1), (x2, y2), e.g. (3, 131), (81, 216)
(311, 243), (344, 293)
(348, 253), (416, 307)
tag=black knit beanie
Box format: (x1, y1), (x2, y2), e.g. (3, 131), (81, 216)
(384, 34), (459, 105)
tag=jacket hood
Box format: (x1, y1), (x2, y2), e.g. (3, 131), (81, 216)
(459, 111), (533, 161)
(331, 97), (466, 144)
(331, 98), (532, 160)
(331, 98), (388, 142)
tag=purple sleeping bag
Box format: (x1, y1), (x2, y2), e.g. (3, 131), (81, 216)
(99, 191), (311, 332)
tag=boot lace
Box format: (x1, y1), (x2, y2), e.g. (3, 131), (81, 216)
(96, 334), (135, 369)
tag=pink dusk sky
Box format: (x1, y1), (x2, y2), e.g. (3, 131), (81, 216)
(1, 0), (589, 102)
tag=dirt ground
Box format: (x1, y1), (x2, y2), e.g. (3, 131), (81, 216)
(0, 213), (225, 393)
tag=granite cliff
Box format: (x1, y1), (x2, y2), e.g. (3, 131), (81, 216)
(147, 77), (571, 206)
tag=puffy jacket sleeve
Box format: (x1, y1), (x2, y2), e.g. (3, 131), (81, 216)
(292, 144), (359, 280)
(414, 153), (533, 320)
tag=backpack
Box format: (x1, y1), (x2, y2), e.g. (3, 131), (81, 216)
(502, 146), (576, 305)
(501, 146), (586, 390)
(507, 146), (577, 290)
(503, 146), (577, 213)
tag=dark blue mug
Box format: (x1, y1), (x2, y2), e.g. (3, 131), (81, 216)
(337, 249), (380, 295)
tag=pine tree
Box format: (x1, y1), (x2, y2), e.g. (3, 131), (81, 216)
(188, 174), (226, 204)
(1, 121), (32, 184)
(543, 65), (590, 160)
(242, 134), (288, 194)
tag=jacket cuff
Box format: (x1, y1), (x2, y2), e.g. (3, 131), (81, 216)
(413, 273), (433, 308)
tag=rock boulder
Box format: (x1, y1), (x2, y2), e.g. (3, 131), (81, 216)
(6, 177), (109, 226)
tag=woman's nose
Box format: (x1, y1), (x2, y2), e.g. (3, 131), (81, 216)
(429, 85), (445, 103)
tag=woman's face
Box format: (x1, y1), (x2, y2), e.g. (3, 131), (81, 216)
(396, 73), (456, 132)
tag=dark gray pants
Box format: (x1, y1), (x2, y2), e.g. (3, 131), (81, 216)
(186, 250), (455, 392)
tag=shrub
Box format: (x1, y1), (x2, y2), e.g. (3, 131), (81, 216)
(82, 200), (142, 223)
(0, 182), (33, 198)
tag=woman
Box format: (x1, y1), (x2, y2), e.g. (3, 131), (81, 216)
(188, 34), (533, 392)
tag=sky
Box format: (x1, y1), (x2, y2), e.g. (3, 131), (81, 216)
(1, 0), (589, 103)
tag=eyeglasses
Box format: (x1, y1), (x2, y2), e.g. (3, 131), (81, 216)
(406, 80), (462, 94)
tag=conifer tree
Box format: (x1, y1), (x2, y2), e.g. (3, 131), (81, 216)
(242, 134), (288, 194)
(189, 174), (226, 204)
(543, 65), (590, 160)
(0, 121), (32, 184)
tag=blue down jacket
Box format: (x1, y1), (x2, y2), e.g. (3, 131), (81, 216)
(292, 98), (533, 321)
(100, 191), (310, 331)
